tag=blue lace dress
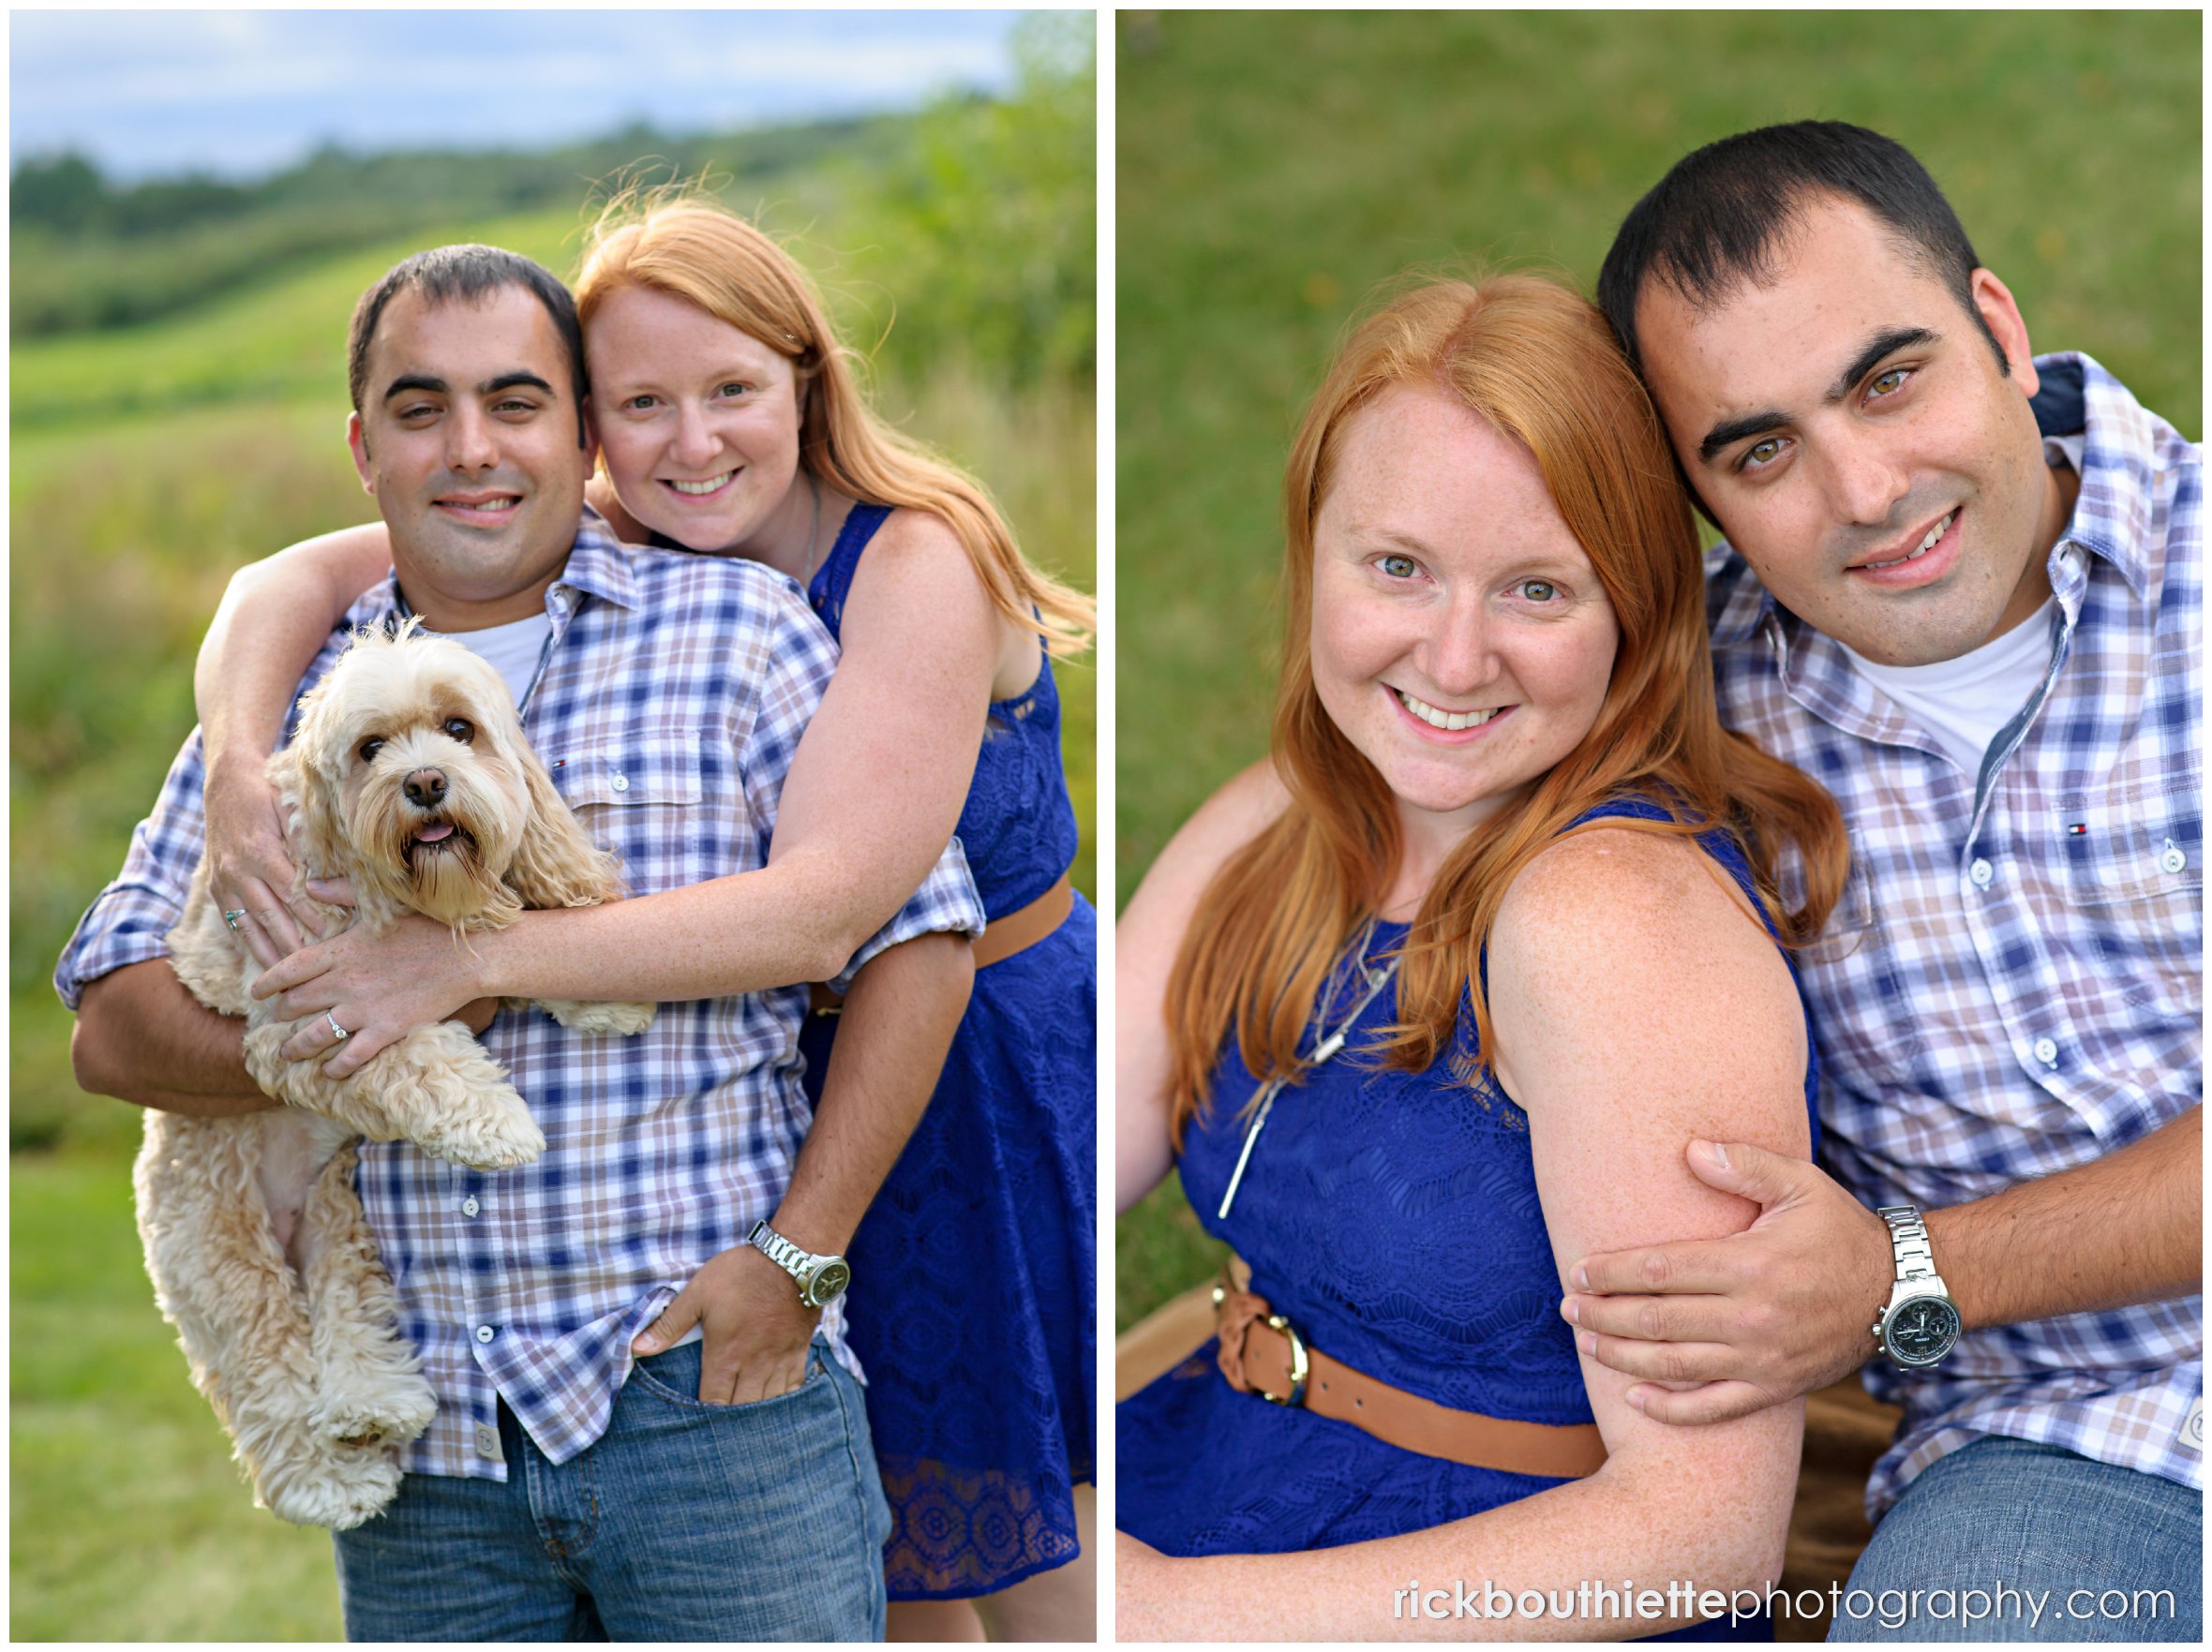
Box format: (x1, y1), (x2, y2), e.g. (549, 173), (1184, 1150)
(1117, 799), (1815, 1640)
(793, 503), (1096, 1598)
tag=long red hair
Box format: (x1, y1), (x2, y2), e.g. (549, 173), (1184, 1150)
(1165, 275), (1846, 1136)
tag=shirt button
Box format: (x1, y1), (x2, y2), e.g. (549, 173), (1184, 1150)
(475, 1325), (496, 1344)
(1968, 857), (1994, 887)
(2032, 1036), (2059, 1065)
(474, 1422), (502, 1461)
(2160, 841), (2187, 874)
(462, 1196), (480, 1217)
(610, 774), (630, 793)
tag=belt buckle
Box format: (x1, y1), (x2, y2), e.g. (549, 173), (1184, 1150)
(1255, 1313), (1309, 1407)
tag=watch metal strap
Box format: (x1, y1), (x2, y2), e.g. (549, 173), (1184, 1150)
(1877, 1204), (1937, 1282)
(750, 1220), (809, 1277)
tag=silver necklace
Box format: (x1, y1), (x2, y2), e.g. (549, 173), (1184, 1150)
(1216, 922), (1400, 1219)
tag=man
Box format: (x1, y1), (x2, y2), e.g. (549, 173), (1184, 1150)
(58, 246), (985, 1640)
(1568, 124), (2201, 1639)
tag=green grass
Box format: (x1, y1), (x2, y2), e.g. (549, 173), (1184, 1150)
(12, 1148), (345, 1640)
(1112, 10), (2201, 1329)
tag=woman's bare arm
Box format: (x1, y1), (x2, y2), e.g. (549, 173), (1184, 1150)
(1117, 828), (1808, 1641)
(255, 509), (1002, 1074)
(585, 473), (647, 542)
(197, 525), (396, 962)
(1114, 759), (1288, 1215)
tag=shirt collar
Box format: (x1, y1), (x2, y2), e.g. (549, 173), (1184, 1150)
(338, 510), (639, 631)
(2035, 350), (2160, 603)
(555, 504), (641, 611)
(1704, 540), (1775, 651)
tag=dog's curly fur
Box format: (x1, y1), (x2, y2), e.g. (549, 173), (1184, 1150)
(142, 624), (654, 1528)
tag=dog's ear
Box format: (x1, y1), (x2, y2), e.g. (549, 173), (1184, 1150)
(282, 670), (408, 932)
(507, 742), (627, 911)
(277, 685), (348, 886)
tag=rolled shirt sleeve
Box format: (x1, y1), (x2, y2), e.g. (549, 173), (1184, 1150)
(54, 733), (211, 1011)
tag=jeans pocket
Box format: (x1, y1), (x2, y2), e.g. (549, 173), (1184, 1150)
(626, 1339), (832, 1413)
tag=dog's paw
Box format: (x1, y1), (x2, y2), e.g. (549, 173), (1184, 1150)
(416, 1101), (545, 1171)
(260, 1448), (405, 1531)
(313, 1373), (437, 1451)
(539, 998), (657, 1037)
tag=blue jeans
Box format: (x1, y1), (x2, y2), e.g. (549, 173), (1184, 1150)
(1831, 1436), (2201, 1642)
(334, 1340), (892, 1641)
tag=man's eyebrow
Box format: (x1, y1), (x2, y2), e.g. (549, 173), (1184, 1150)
(1825, 326), (1938, 404)
(381, 373), (449, 402)
(1695, 325), (1942, 466)
(1698, 409), (1790, 466)
(481, 371), (555, 397)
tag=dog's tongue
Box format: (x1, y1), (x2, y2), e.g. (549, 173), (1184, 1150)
(414, 823), (456, 844)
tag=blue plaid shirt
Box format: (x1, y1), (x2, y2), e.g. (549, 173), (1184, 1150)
(56, 512), (985, 1479)
(1707, 354), (2202, 1518)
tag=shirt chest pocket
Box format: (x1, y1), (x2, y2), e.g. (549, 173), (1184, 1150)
(1795, 831), (1883, 966)
(2055, 769), (2203, 908)
(2055, 763), (2203, 1014)
(546, 730), (707, 819)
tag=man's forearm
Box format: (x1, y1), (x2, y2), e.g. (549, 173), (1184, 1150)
(72, 959), (274, 1115)
(1928, 1104), (2201, 1330)
(770, 931), (973, 1257)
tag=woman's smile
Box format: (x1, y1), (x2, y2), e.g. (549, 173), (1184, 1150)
(663, 469), (740, 499)
(1389, 687), (1514, 738)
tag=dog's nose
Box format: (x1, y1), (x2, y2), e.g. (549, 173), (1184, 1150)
(404, 768), (448, 809)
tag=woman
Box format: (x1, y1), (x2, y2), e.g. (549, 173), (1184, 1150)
(193, 199), (1095, 1639)
(1115, 275), (1846, 1640)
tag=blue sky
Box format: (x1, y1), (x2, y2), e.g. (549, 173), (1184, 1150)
(8, 8), (1046, 180)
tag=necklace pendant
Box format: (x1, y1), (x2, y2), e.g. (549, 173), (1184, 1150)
(1216, 1079), (1282, 1219)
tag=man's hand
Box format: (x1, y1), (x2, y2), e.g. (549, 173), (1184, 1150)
(1560, 1138), (1891, 1423)
(631, 1242), (820, 1405)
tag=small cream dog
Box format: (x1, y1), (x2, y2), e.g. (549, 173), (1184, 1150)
(142, 623), (653, 1528)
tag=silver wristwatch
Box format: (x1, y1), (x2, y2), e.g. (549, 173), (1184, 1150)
(1870, 1205), (1962, 1370)
(748, 1219), (851, 1310)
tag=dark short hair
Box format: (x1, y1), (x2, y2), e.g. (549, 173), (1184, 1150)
(1597, 121), (2006, 379)
(347, 245), (590, 446)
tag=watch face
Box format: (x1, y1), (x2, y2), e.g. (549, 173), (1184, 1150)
(1887, 1297), (1961, 1364)
(806, 1259), (851, 1307)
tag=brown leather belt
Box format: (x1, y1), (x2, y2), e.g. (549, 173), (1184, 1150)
(808, 873), (1075, 1016)
(1213, 1283), (1608, 1480)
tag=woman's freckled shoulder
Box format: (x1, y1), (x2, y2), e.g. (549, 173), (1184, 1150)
(1492, 827), (1723, 973)
(862, 504), (965, 564)
(845, 506), (987, 603)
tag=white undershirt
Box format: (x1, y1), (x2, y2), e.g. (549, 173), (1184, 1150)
(1834, 436), (2081, 779)
(421, 613), (553, 708)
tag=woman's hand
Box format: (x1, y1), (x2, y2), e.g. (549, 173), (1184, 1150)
(253, 913), (498, 1077)
(202, 752), (321, 969)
